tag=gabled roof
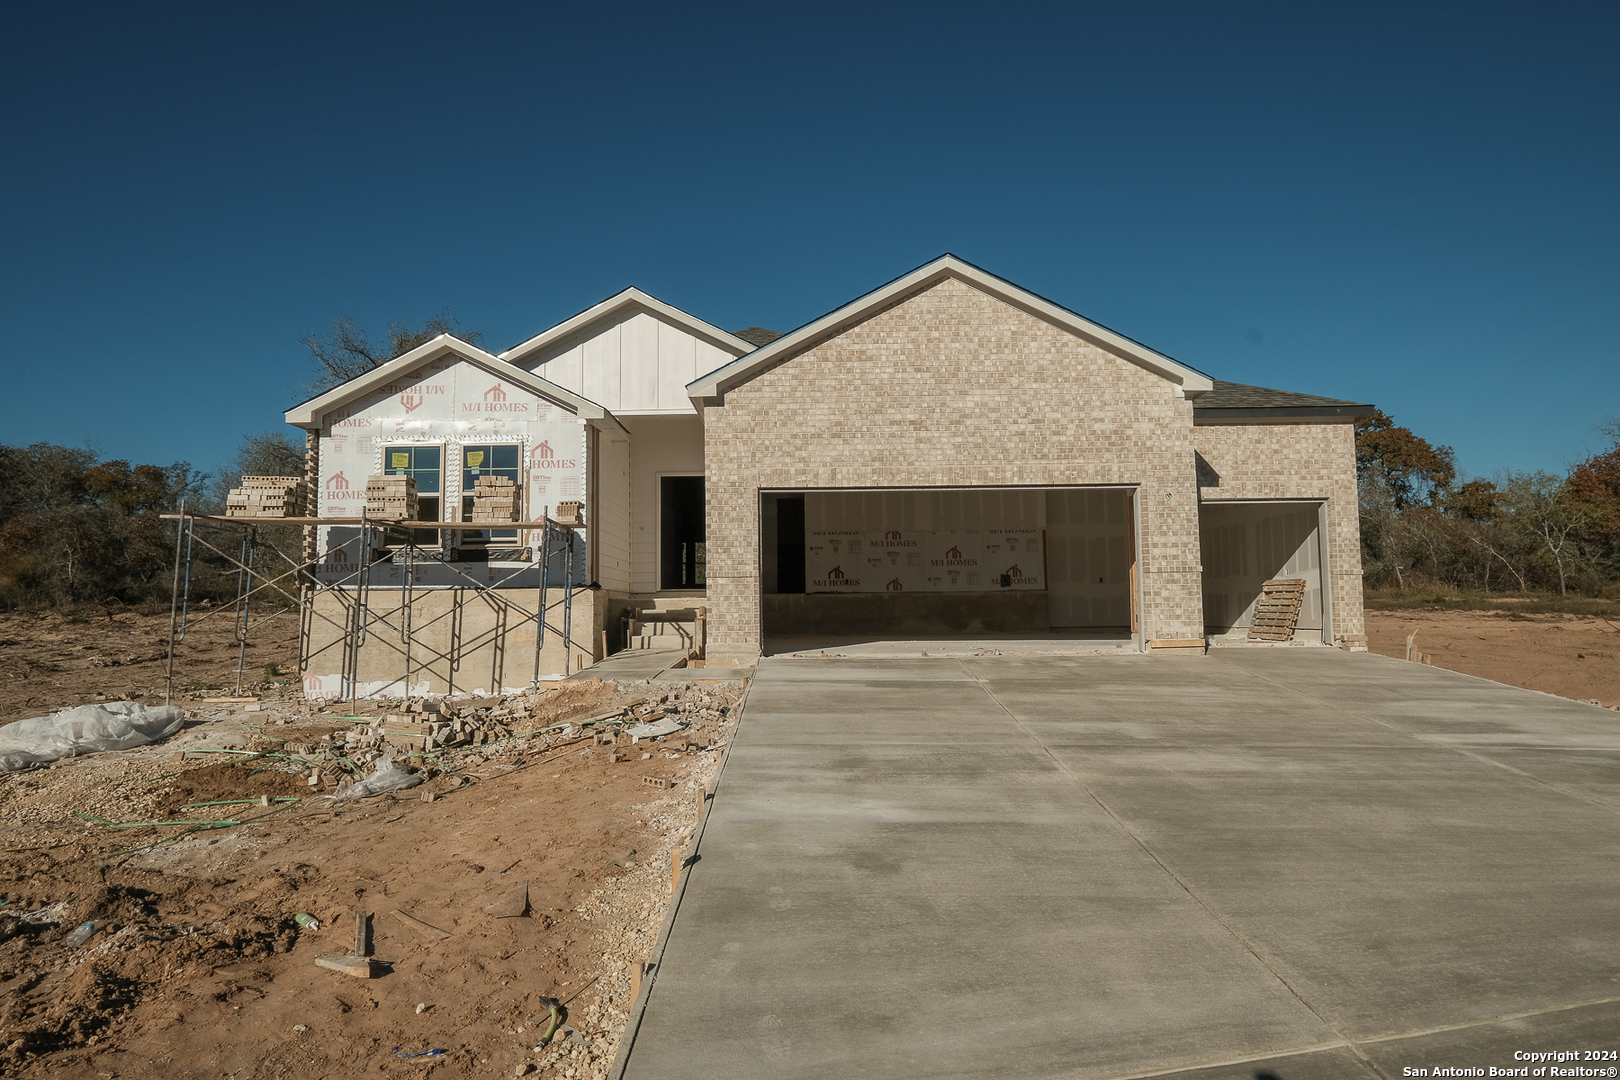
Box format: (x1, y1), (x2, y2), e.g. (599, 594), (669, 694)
(686, 254), (1216, 404)
(284, 335), (629, 435)
(1193, 380), (1374, 422)
(499, 287), (756, 366)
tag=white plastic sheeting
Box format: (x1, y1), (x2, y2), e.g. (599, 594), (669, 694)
(0, 702), (185, 772)
(327, 754), (424, 801)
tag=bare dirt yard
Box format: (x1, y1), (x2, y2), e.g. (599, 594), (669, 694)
(1366, 607), (1620, 709)
(0, 610), (742, 1080)
(0, 605), (1614, 1079)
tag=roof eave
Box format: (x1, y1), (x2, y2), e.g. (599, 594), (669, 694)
(283, 334), (624, 434)
(500, 287), (755, 365)
(1193, 404), (1376, 423)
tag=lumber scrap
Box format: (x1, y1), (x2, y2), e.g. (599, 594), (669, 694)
(1246, 578), (1307, 642)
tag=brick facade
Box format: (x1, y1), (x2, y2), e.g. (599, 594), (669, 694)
(702, 276), (1216, 658)
(1192, 422), (1366, 648)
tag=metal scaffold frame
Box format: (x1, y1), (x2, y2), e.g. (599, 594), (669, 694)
(159, 508), (584, 709)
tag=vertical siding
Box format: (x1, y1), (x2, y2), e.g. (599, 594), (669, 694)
(514, 307), (742, 416)
(592, 429), (633, 591)
(657, 320), (699, 410)
(582, 318), (620, 408)
(620, 313), (660, 410)
(534, 342), (585, 398)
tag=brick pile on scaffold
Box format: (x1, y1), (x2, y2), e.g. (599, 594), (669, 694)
(469, 475), (518, 523)
(365, 475), (418, 518)
(226, 476), (309, 518)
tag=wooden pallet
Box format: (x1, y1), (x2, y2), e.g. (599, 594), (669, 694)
(1246, 578), (1307, 642)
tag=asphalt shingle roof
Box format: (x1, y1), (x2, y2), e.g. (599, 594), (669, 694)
(1193, 380), (1374, 419)
(731, 327), (785, 348)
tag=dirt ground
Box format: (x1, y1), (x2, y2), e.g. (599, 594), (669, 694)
(1365, 607), (1620, 709)
(0, 605), (1615, 1079)
(0, 610), (742, 1079)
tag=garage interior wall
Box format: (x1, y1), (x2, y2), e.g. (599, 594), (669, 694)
(1045, 489), (1134, 628)
(1198, 502), (1323, 632)
(762, 488), (1135, 634)
(805, 489), (1042, 532)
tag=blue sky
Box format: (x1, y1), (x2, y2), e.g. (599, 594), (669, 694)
(2, 1), (1615, 483)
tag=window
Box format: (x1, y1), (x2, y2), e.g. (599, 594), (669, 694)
(383, 444), (442, 546)
(461, 443), (522, 545)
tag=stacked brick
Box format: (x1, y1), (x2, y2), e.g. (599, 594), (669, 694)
(226, 477), (309, 518)
(468, 475), (518, 523)
(365, 475), (418, 519)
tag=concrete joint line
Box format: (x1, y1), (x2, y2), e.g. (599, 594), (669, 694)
(956, 660), (1380, 1074)
(1352, 992), (1620, 1047)
(605, 676), (757, 1080)
(1093, 993), (1620, 1080)
(1227, 658), (1620, 817)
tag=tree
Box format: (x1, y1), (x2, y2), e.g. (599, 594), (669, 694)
(302, 312), (484, 394)
(1501, 472), (1586, 597)
(0, 444), (201, 608)
(1354, 409), (1456, 510)
(1565, 445), (1620, 545)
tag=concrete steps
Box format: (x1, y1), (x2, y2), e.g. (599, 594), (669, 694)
(622, 599), (707, 655)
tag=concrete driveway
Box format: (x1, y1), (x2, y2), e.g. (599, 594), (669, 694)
(616, 651), (1620, 1080)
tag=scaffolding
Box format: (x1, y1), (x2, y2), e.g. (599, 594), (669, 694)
(159, 507), (585, 708)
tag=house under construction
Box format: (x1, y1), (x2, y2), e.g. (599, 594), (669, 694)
(259, 254), (1371, 700)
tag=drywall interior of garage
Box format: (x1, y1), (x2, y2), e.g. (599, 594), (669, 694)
(1199, 502), (1323, 631)
(760, 488), (1136, 637)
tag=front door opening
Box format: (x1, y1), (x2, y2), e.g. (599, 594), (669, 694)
(660, 475), (705, 590)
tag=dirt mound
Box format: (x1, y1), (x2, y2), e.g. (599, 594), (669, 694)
(149, 762), (309, 816)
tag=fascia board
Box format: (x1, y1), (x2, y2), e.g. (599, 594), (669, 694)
(283, 335), (615, 427)
(1193, 405), (1375, 423)
(499, 287), (754, 364)
(687, 256), (1215, 403)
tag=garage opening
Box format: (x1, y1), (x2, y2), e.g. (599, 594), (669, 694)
(1198, 501), (1326, 642)
(761, 487), (1137, 652)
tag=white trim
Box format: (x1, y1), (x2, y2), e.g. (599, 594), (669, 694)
(500, 287), (755, 368)
(285, 335), (631, 437)
(375, 438), (448, 548)
(686, 255), (1215, 403)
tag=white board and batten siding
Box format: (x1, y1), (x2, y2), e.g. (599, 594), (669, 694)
(518, 310), (737, 415)
(592, 430), (632, 591)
